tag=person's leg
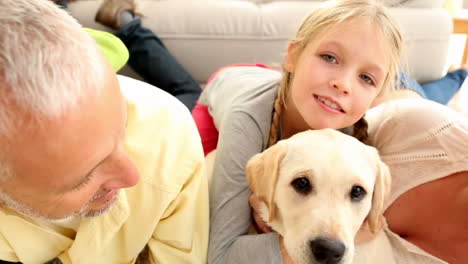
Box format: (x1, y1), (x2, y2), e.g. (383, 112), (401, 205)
(371, 72), (424, 107)
(53, 0), (68, 8)
(419, 69), (468, 105)
(95, 0), (201, 111)
(397, 72), (427, 98)
(374, 70), (468, 106)
(116, 19), (201, 111)
(51, 0), (77, 9)
(50, 0), (70, 8)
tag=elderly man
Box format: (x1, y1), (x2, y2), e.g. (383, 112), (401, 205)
(0, 1), (208, 263)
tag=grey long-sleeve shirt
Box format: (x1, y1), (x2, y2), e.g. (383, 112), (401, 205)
(198, 66), (284, 263)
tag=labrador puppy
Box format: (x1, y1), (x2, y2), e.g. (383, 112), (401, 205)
(246, 129), (391, 264)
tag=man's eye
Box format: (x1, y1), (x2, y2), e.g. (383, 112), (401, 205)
(360, 74), (375, 85)
(321, 54), (337, 63)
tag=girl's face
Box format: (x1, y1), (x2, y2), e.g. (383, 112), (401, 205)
(284, 19), (388, 135)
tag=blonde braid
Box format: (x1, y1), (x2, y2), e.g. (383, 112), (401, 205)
(352, 117), (369, 144)
(267, 70), (291, 147)
(267, 92), (283, 147)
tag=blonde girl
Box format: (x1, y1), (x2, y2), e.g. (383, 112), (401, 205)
(192, 0), (466, 263)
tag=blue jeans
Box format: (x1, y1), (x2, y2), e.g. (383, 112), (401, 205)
(54, 2), (201, 111)
(117, 19), (201, 111)
(54, 0), (68, 8)
(401, 69), (467, 105)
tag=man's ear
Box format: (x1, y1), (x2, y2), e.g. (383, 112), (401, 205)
(285, 43), (297, 73)
(246, 143), (287, 222)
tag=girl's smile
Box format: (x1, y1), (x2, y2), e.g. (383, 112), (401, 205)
(313, 94), (346, 113)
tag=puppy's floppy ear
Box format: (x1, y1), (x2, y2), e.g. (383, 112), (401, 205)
(367, 159), (392, 233)
(246, 143), (287, 222)
(355, 159), (391, 244)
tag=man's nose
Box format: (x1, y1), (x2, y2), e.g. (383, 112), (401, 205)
(101, 153), (140, 190)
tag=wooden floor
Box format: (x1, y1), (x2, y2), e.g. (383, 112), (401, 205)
(454, 17), (468, 64)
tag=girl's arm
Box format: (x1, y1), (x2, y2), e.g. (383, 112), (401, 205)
(208, 110), (283, 264)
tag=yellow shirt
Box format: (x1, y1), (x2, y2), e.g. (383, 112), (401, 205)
(0, 75), (209, 264)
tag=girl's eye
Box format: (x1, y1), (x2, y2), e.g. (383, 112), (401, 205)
(360, 74), (375, 85)
(321, 54), (337, 64)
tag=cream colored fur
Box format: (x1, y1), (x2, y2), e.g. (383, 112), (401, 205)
(246, 129), (392, 264)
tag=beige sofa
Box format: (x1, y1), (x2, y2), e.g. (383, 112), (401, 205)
(68, 0), (452, 84)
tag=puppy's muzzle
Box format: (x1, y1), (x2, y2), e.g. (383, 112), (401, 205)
(309, 237), (346, 264)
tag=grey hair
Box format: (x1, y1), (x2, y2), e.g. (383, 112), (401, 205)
(0, 0), (104, 136)
(0, 0), (105, 180)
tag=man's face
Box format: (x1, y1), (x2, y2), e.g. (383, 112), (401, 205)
(0, 59), (140, 220)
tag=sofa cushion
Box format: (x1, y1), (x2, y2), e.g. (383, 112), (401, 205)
(213, 0), (445, 8)
(69, 0), (451, 83)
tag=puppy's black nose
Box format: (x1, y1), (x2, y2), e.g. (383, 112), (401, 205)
(309, 237), (345, 264)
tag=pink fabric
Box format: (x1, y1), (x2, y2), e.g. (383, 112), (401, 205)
(192, 63), (277, 156)
(192, 103), (218, 156)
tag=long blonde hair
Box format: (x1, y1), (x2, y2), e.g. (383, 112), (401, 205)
(268, 0), (405, 147)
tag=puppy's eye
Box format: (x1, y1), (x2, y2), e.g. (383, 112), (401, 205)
(291, 177), (312, 195)
(350, 185), (366, 201)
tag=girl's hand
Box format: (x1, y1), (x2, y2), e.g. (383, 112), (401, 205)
(250, 194), (295, 263)
(280, 236), (296, 264)
(249, 194), (273, 233)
